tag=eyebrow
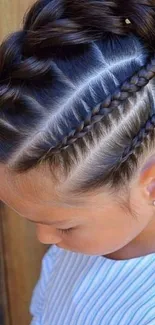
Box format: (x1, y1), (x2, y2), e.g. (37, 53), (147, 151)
(26, 217), (73, 226)
(40, 198), (87, 207)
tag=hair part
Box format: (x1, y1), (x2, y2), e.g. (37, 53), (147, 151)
(0, 0), (155, 196)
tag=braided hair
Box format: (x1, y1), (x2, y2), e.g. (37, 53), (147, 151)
(0, 0), (155, 193)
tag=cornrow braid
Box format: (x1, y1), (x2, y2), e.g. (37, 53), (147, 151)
(121, 114), (155, 163)
(41, 55), (155, 162)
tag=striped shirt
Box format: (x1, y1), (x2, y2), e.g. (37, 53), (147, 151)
(30, 244), (155, 325)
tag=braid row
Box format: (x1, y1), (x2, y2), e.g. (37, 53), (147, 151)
(0, 0), (155, 102)
(23, 0), (155, 48)
(1, 0), (155, 89)
(1, 0), (155, 167)
(45, 55), (155, 155)
(121, 114), (155, 163)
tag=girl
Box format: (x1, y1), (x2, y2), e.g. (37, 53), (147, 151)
(0, 0), (155, 323)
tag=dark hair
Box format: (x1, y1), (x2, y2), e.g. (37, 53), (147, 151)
(0, 0), (155, 194)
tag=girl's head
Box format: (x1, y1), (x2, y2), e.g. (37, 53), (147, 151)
(1, 0), (155, 256)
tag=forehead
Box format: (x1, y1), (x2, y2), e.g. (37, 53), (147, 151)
(0, 163), (102, 208)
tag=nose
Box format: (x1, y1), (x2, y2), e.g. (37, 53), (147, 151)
(35, 224), (62, 245)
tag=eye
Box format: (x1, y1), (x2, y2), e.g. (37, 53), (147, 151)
(58, 227), (74, 235)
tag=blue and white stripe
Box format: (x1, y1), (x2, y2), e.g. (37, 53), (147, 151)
(30, 245), (155, 325)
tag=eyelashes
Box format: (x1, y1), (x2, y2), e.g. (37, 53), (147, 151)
(58, 227), (74, 235)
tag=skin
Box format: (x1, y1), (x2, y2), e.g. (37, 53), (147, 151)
(1, 157), (155, 260)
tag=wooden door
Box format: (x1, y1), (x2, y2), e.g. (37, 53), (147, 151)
(0, 1), (48, 324)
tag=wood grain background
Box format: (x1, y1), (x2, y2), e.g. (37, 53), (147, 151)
(0, 1), (48, 324)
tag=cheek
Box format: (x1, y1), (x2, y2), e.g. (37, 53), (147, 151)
(64, 207), (145, 255)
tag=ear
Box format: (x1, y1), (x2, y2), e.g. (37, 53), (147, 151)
(139, 155), (155, 203)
